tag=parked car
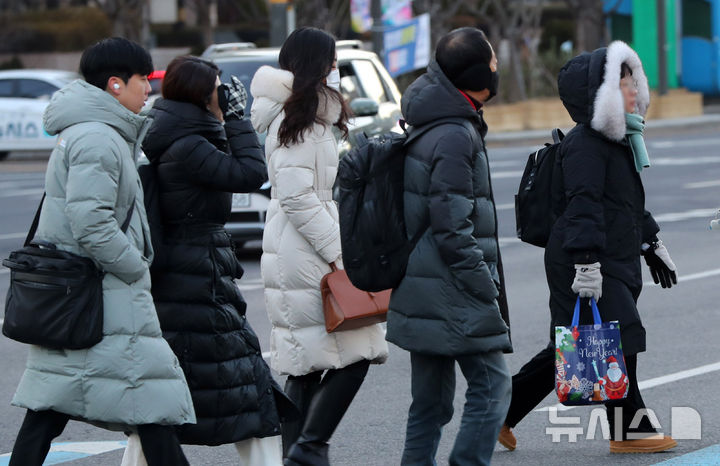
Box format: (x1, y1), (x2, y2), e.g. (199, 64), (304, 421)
(0, 69), (80, 160)
(203, 41), (403, 249)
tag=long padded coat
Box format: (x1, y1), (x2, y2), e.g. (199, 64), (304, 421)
(386, 60), (512, 356)
(142, 98), (295, 445)
(547, 41), (660, 355)
(250, 66), (389, 377)
(12, 80), (195, 428)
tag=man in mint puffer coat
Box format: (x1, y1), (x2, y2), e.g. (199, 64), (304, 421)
(7, 38), (195, 466)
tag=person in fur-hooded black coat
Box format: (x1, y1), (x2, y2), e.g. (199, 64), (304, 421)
(497, 41), (679, 455)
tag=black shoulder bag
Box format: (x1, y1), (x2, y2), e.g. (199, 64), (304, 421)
(2, 195), (135, 349)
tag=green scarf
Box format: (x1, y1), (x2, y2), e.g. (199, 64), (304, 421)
(625, 113), (650, 172)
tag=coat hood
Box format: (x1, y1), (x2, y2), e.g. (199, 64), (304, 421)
(401, 60), (483, 129)
(249, 65), (342, 134)
(142, 98), (226, 161)
(558, 40), (650, 141)
(43, 79), (146, 143)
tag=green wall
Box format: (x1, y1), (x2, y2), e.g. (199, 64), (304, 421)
(632, 0), (678, 89)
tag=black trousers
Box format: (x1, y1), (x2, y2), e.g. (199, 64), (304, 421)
(504, 343), (656, 440)
(9, 409), (189, 466)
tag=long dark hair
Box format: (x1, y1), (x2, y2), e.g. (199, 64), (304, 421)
(162, 56), (219, 110)
(277, 27), (350, 147)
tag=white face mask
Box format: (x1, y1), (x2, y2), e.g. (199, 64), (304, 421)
(326, 68), (341, 92)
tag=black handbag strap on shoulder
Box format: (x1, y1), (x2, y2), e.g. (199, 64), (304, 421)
(24, 193), (136, 247)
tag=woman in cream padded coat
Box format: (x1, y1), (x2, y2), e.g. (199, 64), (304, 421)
(251, 27), (388, 466)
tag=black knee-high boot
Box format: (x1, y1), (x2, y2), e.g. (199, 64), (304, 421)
(282, 372), (322, 458)
(285, 360), (370, 466)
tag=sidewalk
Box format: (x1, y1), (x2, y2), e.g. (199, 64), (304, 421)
(485, 113), (720, 145)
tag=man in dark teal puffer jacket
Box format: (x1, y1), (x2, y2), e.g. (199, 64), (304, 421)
(387, 27), (512, 466)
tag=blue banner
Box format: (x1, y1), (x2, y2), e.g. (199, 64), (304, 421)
(383, 13), (430, 77)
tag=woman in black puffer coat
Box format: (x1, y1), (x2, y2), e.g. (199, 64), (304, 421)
(122, 56), (295, 465)
(498, 41), (678, 455)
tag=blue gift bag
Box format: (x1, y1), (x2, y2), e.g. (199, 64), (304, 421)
(554, 297), (629, 406)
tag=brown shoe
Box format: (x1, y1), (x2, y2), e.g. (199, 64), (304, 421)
(498, 424), (517, 451)
(609, 434), (678, 453)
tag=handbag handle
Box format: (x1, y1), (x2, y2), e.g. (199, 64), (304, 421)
(23, 193), (136, 247)
(329, 262), (338, 272)
(571, 296), (602, 327)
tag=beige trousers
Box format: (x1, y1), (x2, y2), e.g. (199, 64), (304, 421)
(120, 433), (283, 466)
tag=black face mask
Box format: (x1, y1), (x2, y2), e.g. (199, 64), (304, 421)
(450, 63), (498, 102)
(486, 71), (499, 102)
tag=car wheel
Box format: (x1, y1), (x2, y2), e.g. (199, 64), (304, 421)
(0, 152), (8, 161)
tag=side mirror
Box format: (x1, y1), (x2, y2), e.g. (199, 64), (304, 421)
(349, 97), (379, 117)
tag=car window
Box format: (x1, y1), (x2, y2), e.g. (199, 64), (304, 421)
(17, 79), (58, 99)
(215, 58), (277, 111)
(0, 79), (14, 97)
(339, 64), (364, 102)
(149, 79), (163, 95)
(352, 60), (389, 103)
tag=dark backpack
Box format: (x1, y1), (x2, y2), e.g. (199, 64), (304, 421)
(337, 118), (475, 292)
(514, 128), (565, 247)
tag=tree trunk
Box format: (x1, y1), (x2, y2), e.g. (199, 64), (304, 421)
(574, 0), (605, 52)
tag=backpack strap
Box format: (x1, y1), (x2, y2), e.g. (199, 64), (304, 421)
(404, 117), (478, 146)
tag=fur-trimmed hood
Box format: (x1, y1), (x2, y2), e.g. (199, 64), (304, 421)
(249, 65), (342, 134)
(558, 41), (650, 141)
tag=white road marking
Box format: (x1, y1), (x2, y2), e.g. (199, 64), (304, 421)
(496, 203), (515, 211)
(499, 237), (522, 245)
(653, 208), (717, 223)
(492, 170), (524, 179)
(0, 233), (26, 241)
(0, 269), (9, 275)
(535, 360), (720, 412)
(653, 156), (720, 165)
(644, 267), (720, 287)
(490, 160), (523, 168)
(649, 137), (720, 149)
(684, 180), (720, 189)
(236, 277), (264, 291)
(0, 440), (127, 462)
(0, 188), (44, 198)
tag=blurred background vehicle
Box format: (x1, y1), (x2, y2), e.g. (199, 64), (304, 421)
(0, 69), (80, 161)
(203, 41), (403, 250)
(146, 69), (165, 107)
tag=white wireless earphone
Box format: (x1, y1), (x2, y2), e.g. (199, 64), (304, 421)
(113, 83), (120, 90)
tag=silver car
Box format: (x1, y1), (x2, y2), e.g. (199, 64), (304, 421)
(0, 69), (80, 160)
(204, 42), (403, 249)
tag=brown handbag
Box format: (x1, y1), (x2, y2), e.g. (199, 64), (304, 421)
(321, 264), (391, 333)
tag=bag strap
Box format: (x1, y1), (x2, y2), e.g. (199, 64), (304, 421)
(23, 193), (46, 247)
(120, 200), (135, 234)
(571, 296), (602, 327)
(24, 193), (135, 247)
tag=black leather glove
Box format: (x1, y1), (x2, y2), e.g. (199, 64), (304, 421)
(641, 239), (677, 288)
